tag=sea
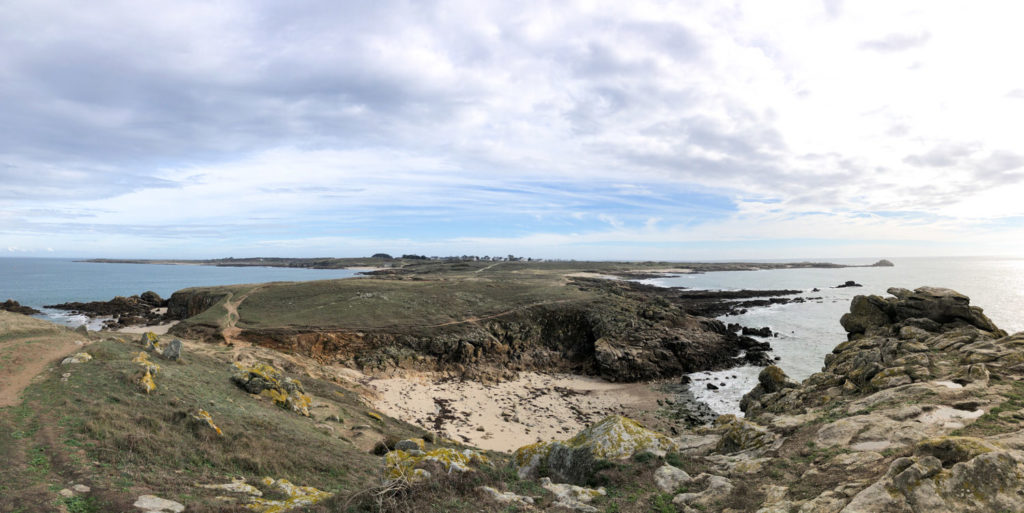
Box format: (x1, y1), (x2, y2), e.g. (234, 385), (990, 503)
(2, 256), (1023, 416)
(640, 256), (1024, 416)
(0, 258), (364, 329)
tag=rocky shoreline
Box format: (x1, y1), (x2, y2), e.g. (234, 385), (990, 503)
(44, 291), (169, 329)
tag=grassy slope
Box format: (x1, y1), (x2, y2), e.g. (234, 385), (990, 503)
(0, 334), (430, 512)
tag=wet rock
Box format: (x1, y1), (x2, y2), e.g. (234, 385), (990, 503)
(742, 326), (774, 338)
(0, 299), (41, 315)
(835, 280), (862, 288)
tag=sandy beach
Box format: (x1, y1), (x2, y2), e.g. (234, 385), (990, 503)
(365, 371), (665, 452)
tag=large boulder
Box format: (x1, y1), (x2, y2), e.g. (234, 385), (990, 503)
(892, 287), (1002, 334)
(513, 415), (677, 483)
(160, 339), (182, 361)
(839, 295), (891, 336)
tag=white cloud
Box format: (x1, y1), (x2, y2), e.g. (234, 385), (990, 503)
(3, 1), (1024, 258)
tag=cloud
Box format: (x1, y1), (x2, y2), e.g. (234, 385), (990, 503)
(859, 32), (931, 52)
(2, 1), (1024, 259)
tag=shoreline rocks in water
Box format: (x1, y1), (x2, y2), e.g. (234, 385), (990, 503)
(45, 291), (168, 329)
(1, 299), (41, 315)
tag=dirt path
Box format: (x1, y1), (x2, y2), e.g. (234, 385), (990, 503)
(220, 287), (263, 344)
(0, 312), (89, 408)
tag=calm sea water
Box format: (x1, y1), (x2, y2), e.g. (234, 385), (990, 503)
(642, 257), (1024, 415)
(0, 258), (364, 328)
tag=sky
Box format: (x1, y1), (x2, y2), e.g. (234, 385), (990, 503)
(3, 0), (1024, 260)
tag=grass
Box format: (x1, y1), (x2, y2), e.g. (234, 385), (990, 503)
(951, 380), (1024, 437)
(0, 336), (436, 512)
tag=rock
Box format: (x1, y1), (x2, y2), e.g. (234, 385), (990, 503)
(72, 484), (90, 493)
(385, 448), (490, 481)
(540, 477), (606, 512)
(842, 449), (1024, 512)
(893, 287), (1002, 333)
(742, 326), (774, 338)
(870, 259), (894, 267)
(140, 332), (159, 351)
(839, 295), (890, 335)
(714, 415), (777, 453)
(140, 290), (164, 306)
(133, 495), (185, 513)
(478, 486), (534, 506)
(61, 352), (92, 365)
(513, 415), (677, 482)
(672, 473), (734, 510)
(0, 299), (41, 315)
(914, 436), (999, 467)
(394, 438), (425, 452)
(706, 383), (719, 390)
(835, 280), (863, 288)
(231, 362), (312, 416)
(654, 464), (692, 493)
(160, 339), (182, 361)
(59, 488), (75, 498)
(74, 324), (89, 335)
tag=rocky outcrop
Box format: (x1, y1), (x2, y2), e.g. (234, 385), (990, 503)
(1, 299), (40, 315)
(46, 291), (168, 328)
(231, 362), (312, 416)
(869, 259), (895, 267)
(713, 287), (1024, 512)
(172, 278), (779, 383)
(514, 415), (677, 484)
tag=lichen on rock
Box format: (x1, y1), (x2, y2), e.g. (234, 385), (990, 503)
(384, 447), (490, 481)
(193, 409), (223, 436)
(231, 362), (312, 416)
(133, 351), (160, 394)
(60, 352), (92, 365)
(245, 477), (331, 513)
(513, 415), (677, 483)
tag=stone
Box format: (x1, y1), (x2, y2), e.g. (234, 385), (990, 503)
(160, 339), (182, 361)
(714, 415), (777, 453)
(654, 464), (692, 493)
(59, 488), (75, 498)
(71, 484), (90, 493)
(513, 415), (677, 482)
(673, 473), (734, 509)
(133, 495), (185, 513)
(61, 352), (92, 365)
(385, 448), (490, 481)
(247, 477), (332, 511)
(839, 295), (890, 335)
(140, 332), (159, 351)
(478, 486), (534, 506)
(540, 477), (605, 512)
(231, 362), (312, 416)
(394, 438), (425, 452)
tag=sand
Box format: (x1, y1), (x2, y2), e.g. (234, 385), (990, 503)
(114, 321), (178, 335)
(365, 372), (665, 452)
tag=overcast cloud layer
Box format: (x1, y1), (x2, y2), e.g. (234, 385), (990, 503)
(3, 0), (1024, 259)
